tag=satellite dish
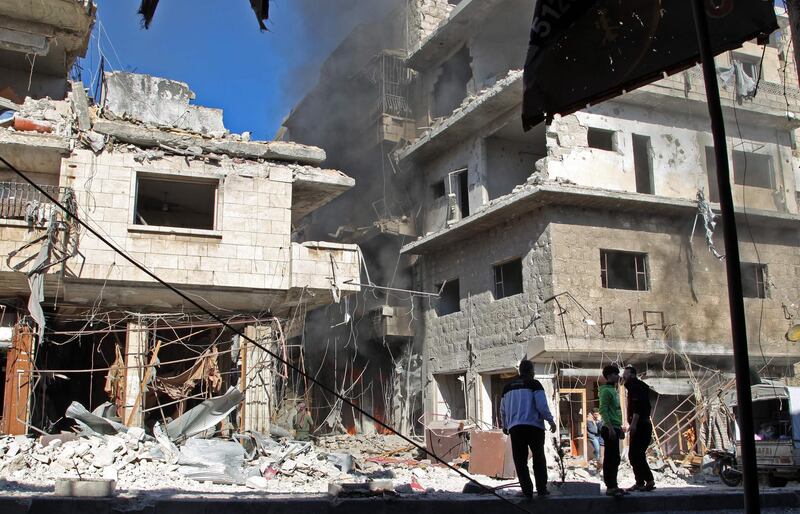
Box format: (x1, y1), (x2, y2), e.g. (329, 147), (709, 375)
(786, 325), (800, 342)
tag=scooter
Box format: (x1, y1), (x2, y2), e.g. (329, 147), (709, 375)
(706, 448), (743, 487)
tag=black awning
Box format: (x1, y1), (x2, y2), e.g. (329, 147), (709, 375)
(522, 0), (779, 130)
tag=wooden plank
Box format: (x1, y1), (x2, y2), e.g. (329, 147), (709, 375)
(2, 325), (33, 435)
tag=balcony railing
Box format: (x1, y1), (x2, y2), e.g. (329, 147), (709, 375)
(0, 182), (72, 224)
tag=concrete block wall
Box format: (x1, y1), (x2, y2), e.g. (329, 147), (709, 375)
(419, 213), (555, 376)
(21, 149), (297, 291)
(548, 206), (800, 358)
(290, 241), (360, 293)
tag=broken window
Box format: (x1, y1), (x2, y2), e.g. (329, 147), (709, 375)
(493, 258), (523, 300)
(741, 262), (767, 298)
(632, 134), (654, 194)
(705, 146), (720, 203)
(436, 279), (460, 316)
(733, 151), (774, 189)
(600, 250), (649, 291)
(442, 168), (469, 222)
(134, 175), (217, 230)
(434, 373), (467, 419)
(452, 168), (469, 219)
(587, 127), (615, 151)
(432, 46), (473, 119)
(735, 55), (761, 82)
(432, 180), (446, 199)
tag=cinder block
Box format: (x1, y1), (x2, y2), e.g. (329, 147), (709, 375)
(54, 478), (116, 497)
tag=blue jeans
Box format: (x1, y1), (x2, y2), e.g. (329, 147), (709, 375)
(589, 435), (601, 461)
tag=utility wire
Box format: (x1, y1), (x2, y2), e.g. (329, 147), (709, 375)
(0, 154), (530, 512)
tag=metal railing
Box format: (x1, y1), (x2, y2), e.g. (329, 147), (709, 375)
(0, 182), (72, 222)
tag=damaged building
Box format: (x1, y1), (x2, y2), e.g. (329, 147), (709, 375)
(284, 0), (800, 466)
(0, 0), (361, 442)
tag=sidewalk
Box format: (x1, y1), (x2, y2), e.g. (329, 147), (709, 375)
(0, 488), (798, 514)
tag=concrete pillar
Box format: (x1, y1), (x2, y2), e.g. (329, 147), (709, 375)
(241, 325), (273, 434)
(123, 322), (146, 427)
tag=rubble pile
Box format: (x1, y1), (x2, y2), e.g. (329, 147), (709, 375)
(0, 427), (712, 497)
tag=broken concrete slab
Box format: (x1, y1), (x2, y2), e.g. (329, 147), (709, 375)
(69, 81), (91, 131)
(292, 165), (356, 222)
(328, 480), (395, 497)
(102, 72), (225, 135)
(92, 119), (326, 165)
(395, 69), (522, 166)
(0, 129), (70, 173)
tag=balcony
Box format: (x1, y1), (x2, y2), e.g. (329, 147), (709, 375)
(0, 181), (71, 224)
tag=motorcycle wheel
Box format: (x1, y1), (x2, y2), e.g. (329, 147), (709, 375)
(720, 465), (743, 487)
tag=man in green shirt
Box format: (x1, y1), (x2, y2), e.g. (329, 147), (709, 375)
(599, 365), (626, 497)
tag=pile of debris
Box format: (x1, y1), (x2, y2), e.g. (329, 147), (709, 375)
(0, 398), (704, 496)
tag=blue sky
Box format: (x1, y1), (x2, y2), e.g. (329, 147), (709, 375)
(81, 1), (390, 140)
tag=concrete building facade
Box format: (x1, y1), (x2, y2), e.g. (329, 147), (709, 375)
(0, 2), (360, 437)
(286, 0), (800, 457)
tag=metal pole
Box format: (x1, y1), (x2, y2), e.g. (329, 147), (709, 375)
(689, 1), (759, 512)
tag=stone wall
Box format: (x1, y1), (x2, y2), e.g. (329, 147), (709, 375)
(407, 0), (454, 50)
(548, 206), (800, 359)
(417, 211), (555, 417)
(0, 149), (296, 291)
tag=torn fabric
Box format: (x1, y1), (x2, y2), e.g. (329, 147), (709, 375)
(697, 189), (724, 260)
(163, 386), (243, 442)
(152, 345), (222, 400)
(104, 344), (126, 410)
(717, 61), (757, 100)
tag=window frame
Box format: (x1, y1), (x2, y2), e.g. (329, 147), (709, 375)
(741, 262), (768, 299)
(435, 278), (461, 316)
(133, 172), (220, 231)
(493, 258), (524, 300)
(600, 250), (650, 292)
(587, 127), (616, 151)
(732, 150), (774, 190)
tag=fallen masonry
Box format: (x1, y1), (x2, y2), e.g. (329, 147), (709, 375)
(0, 404), (727, 498)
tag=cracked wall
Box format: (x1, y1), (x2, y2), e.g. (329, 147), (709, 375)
(544, 101), (799, 214)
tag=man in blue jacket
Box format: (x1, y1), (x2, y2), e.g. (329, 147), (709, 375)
(501, 359), (556, 499)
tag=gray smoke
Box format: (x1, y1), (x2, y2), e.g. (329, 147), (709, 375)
(282, 0), (402, 101)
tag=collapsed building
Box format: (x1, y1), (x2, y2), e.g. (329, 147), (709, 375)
(283, 0), (800, 467)
(0, 0), (362, 441)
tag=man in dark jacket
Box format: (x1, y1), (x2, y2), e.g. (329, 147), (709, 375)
(622, 365), (655, 492)
(500, 359), (556, 499)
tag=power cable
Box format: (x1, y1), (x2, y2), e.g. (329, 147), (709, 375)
(0, 153), (531, 512)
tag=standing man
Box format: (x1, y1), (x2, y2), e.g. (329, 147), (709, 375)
(622, 365), (656, 492)
(294, 401), (314, 441)
(587, 407), (603, 465)
(501, 359), (557, 499)
(599, 365), (626, 497)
